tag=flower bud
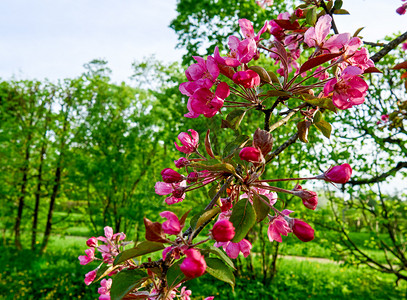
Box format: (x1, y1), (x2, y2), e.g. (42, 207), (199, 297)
(86, 237), (98, 248)
(295, 8), (303, 18)
(239, 147), (262, 163)
(187, 172), (199, 183)
(211, 219), (235, 242)
(324, 163), (352, 184)
(396, 5), (407, 15)
(292, 219), (314, 242)
(232, 70), (260, 88)
(161, 168), (184, 183)
(175, 129), (199, 154)
(174, 157), (189, 168)
(180, 249), (207, 278)
(293, 189), (318, 210)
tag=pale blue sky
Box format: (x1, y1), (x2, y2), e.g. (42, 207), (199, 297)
(0, 0), (406, 83)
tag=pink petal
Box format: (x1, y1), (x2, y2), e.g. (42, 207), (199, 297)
(155, 182), (173, 195)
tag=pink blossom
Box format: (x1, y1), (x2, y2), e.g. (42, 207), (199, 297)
(402, 43), (407, 51)
(241, 184), (277, 206)
(268, 12), (290, 41)
(180, 249), (207, 278)
(381, 114), (390, 122)
(214, 35), (257, 67)
(187, 82), (230, 118)
(238, 19), (268, 42)
(184, 56), (219, 89)
(239, 147), (263, 163)
(324, 66), (368, 110)
(304, 15), (332, 48)
(204, 298), (215, 300)
(174, 129), (199, 154)
(84, 269), (97, 286)
(313, 66), (329, 80)
(161, 168), (184, 183)
(256, 0), (273, 9)
(321, 163), (352, 184)
(292, 219), (315, 242)
(215, 239), (252, 259)
(267, 210), (293, 243)
(98, 278), (112, 300)
(232, 70), (260, 88)
(104, 227), (113, 240)
(154, 181), (187, 205)
(211, 219), (235, 242)
(78, 247), (95, 265)
(86, 237), (98, 248)
(346, 47), (374, 71)
(179, 286), (192, 300)
(160, 211), (182, 235)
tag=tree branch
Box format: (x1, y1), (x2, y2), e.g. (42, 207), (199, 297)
(265, 132), (299, 163)
(347, 161), (407, 186)
(370, 31), (407, 63)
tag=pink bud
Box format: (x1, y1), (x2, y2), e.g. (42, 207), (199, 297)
(396, 5), (407, 15)
(292, 219), (315, 242)
(187, 172), (199, 183)
(78, 247), (95, 265)
(160, 211), (182, 235)
(86, 237), (98, 248)
(174, 157), (189, 168)
(324, 163), (352, 184)
(232, 70), (261, 88)
(295, 8), (303, 18)
(175, 129), (199, 154)
(180, 249), (207, 278)
(211, 219), (235, 242)
(161, 168), (184, 183)
(84, 269), (97, 285)
(293, 189), (318, 210)
(239, 147), (262, 163)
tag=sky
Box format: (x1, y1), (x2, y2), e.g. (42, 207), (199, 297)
(0, 0), (406, 83)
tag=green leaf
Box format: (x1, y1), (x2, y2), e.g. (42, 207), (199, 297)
(114, 241), (165, 266)
(223, 135), (250, 158)
(353, 27), (364, 37)
(267, 71), (281, 86)
(225, 109), (246, 130)
(306, 7), (317, 26)
(333, 9), (350, 15)
(248, 66), (271, 83)
(333, 0), (343, 10)
(204, 245), (235, 269)
(252, 193), (271, 222)
(313, 111), (322, 123)
(195, 206), (221, 229)
(301, 95), (337, 112)
(314, 120), (332, 139)
(205, 257), (235, 289)
(229, 199), (256, 242)
(166, 260), (185, 289)
(110, 269), (148, 300)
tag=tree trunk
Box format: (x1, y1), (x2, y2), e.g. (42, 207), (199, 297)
(14, 135), (32, 250)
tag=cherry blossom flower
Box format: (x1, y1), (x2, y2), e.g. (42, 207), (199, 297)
(267, 209), (293, 243)
(324, 66), (368, 110)
(215, 239), (252, 259)
(184, 56), (219, 89)
(154, 181), (187, 205)
(84, 269), (97, 286)
(78, 247), (96, 265)
(256, 0), (273, 9)
(238, 19), (268, 42)
(160, 211), (182, 235)
(214, 36), (257, 67)
(180, 249), (207, 278)
(174, 129), (199, 154)
(98, 278), (112, 300)
(179, 286), (192, 300)
(186, 82), (230, 118)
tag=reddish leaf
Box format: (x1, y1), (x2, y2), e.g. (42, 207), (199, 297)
(143, 218), (168, 243)
(299, 52), (344, 74)
(218, 64), (235, 79)
(401, 72), (407, 80)
(297, 120), (311, 143)
(393, 60), (407, 70)
(273, 19), (300, 30)
(179, 208), (192, 228)
(205, 129), (215, 158)
(363, 67), (382, 74)
(253, 128), (273, 156)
